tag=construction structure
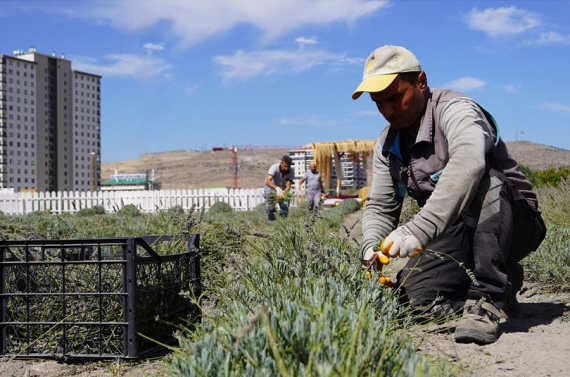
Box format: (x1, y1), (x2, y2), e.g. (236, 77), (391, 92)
(290, 140), (374, 194)
(0, 47), (101, 192)
(99, 170), (161, 191)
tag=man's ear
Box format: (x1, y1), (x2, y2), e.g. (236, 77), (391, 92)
(418, 71), (427, 90)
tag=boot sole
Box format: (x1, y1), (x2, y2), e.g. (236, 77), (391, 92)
(454, 328), (497, 344)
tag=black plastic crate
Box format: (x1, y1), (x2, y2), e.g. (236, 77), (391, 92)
(0, 234), (201, 359)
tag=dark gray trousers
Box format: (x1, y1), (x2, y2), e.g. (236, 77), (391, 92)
(396, 169), (546, 311)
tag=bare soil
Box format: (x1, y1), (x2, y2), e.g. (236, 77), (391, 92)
(0, 358), (166, 377)
(342, 210), (570, 377)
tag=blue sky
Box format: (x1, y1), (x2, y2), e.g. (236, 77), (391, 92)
(1, 1), (569, 162)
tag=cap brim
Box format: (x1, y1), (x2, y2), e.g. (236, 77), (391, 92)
(351, 73), (398, 100)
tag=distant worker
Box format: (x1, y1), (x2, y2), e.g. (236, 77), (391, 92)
(299, 162), (327, 211)
(265, 156), (295, 221)
(353, 45), (546, 344)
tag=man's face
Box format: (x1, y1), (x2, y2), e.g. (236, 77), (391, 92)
(280, 161), (291, 173)
(369, 72), (427, 130)
(309, 163), (316, 173)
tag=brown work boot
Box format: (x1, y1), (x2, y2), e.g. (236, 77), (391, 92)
(454, 291), (501, 344)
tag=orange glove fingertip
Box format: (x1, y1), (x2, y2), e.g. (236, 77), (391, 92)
(379, 239), (393, 256)
(377, 253), (390, 265)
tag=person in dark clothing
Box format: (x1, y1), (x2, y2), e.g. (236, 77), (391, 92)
(353, 45), (546, 344)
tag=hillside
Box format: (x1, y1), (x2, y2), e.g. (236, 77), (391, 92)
(101, 141), (570, 190)
(502, 141), (570, 170)
(101, 149), (291, 190)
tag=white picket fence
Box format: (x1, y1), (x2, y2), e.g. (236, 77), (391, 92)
(0, 188), (298, 215)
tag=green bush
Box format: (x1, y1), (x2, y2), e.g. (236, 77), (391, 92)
(76, 205), (105, 217)
(209, 201), (233, 213)
(118, 204), (141, 217)
(522, 224), (570, 291)
(168, 216), (456, 376)
(335, 198), (362, 214)
(519, 164), (570, 188)
(522, 176), (570, 291)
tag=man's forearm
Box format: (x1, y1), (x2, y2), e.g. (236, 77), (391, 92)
(360, 148), (403, 258)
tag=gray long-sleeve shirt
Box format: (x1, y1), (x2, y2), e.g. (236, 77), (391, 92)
(361, 97), (496, 258)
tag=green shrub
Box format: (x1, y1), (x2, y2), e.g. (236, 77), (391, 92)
(519, 164), (570, 188)
(523, 176), (570, 291)
(335, 198), (362, 214)
(76, 205), (105, 217)
(522, 224), (570, 291)
(118, 204), (141, 217)
(209, 201), (233, 213)
(168, 216), (456, 376)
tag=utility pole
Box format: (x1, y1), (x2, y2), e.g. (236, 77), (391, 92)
(90, 152), (97, 192)
(232, 146), (238, 190)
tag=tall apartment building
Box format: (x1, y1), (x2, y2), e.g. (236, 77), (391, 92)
(0, 47), (101, 192)
(289, 147), (368, 193)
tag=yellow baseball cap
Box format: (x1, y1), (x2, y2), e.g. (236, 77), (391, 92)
(352, 45), (422, 100)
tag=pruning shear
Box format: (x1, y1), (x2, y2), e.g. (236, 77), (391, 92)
(365, 252), (395, 288)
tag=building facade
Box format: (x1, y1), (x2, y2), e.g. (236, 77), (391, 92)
(0, 47), (101, 192)
(289, 147), (368, 193)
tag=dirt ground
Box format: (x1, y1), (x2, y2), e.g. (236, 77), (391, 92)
(412, 286), (570, 376)
(0, 358), (166, 377)
(342, 209), (570, 377)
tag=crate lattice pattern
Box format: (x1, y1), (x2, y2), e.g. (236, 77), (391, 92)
(0, 235), (200, 359)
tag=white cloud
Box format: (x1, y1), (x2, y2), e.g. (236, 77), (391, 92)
(464, 6), (541, 37)
(539, 102), (570, 114)
(522, 32), (570, 47)
(213, 48), (344, 80)
(504, 84), (522, 94)
(73, 52), (172, 78)
(335, 57), (366, 66)
(79, 0), (389, 48)
(143, 42), (165, 51)
(185, 85), (198, 95)
(295, 36), (318, 45)
(445, 77), (486, 92)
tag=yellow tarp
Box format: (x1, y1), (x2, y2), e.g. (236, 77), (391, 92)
(312, 140), (376, 193)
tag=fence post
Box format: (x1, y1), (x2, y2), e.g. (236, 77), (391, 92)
(125, 237), (138, 358)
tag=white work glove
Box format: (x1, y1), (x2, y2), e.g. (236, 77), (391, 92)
(380, 226), (422, 258)
(275, 187), (284, 199)
(362, 246), (375, 262)
(362, 246), (389, 268)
